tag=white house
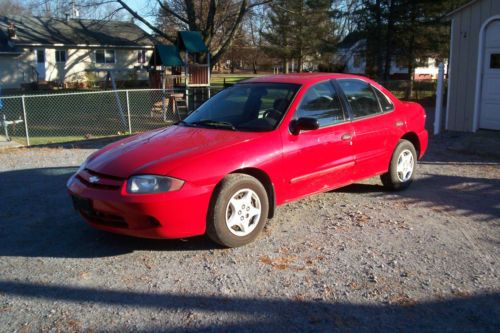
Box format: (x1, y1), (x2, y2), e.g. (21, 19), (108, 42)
(335, 36), (447, 80)
(0, 16), (155, 89)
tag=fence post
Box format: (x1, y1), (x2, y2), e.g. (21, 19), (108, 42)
(126, 90), (132, 134)
(434, 63), (445, 135)
(21, 95), (30, 146)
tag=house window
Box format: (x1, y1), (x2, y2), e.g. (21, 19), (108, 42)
(95, 49), (115, 64)
(353, 54), (362, 68)
(138, 50), (146, 64)
(491, 54), (500, 69)
(36, 49), (45, 63)
(55, 50), (67, 63)
(396, 58), (406, 69)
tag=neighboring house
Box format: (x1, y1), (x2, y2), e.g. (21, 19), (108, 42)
(446, 0), (500, 131)
(334, 35), (447, 80)
(0, 16), (155, 89)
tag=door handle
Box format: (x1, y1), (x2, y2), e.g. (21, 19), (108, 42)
(395, 120), (404, 127)
(341, 133), (352, 141)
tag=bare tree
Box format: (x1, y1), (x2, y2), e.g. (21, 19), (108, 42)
(0, 0), (32, 15)
(115, 0), (271, 66)
(25, 0), (129, 20)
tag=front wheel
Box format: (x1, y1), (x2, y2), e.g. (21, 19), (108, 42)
(381, 139), (417, 191)
(207, 174), (269, 248)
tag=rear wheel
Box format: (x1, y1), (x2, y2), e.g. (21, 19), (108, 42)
(207, 174), (269, 247)
(381, 139), (417, 191)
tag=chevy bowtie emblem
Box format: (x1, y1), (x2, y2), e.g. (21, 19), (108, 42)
(89, 176), (100, 183)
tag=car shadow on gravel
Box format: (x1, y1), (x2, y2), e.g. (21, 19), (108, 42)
(338, 172), (500, 222)
(0, 167), (221, 259)
(0, 280), (498, 332)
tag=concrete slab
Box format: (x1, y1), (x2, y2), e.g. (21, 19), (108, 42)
(446, 130), (500, 159)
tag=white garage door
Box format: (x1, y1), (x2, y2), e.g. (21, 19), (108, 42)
(480, 20), (500, 130)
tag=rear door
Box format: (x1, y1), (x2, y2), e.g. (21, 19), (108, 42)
(336, 79), (398, 181)
(281, 80), (354, 202)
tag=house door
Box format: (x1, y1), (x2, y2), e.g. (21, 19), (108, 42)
(480, 20), (500, 130)
(35, 49), (46, 81)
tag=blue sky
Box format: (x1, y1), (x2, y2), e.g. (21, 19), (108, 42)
(122, 0), (156, 32)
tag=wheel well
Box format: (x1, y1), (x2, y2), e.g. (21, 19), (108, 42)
(401, 132), (420, 157)
(230, 168), (276, 219)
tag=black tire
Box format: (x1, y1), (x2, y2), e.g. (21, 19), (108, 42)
(381, 139), (417, 191)
(207, 174), (269, 248)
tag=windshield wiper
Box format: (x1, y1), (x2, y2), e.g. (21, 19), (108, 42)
(189, 120), (237, 131)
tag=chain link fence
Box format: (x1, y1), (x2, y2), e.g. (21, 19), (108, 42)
(0, 88), (220, 146)
(0, 79), (440, 146)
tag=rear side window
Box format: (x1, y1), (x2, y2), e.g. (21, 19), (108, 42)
(338, 79), (381, 118)
(373, 87), (394, 112)
(295, 81), (346, 127)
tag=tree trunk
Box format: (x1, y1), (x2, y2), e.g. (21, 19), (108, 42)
(405, 60), (414, 100)
(383, 1), (396, 82)
(375, 0), (384, 79)
(405, 0), (417, 100)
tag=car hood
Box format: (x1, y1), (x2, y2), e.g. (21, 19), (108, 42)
(86, 125), (261, 178)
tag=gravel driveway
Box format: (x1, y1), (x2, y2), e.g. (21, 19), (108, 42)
(0, 135), (499, 332)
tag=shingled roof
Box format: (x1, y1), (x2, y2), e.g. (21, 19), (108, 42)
(0, 15), (155, 48)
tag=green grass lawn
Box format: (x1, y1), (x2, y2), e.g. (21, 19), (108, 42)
(210, 74), (263, 86)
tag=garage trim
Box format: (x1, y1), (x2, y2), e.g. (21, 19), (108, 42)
(473, 15), (500, 132)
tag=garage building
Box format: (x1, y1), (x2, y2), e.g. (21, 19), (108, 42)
(447, 0), (500, 131)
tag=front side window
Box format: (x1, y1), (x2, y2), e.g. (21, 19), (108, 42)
(338, 79), (381, 118)
(95, 49), (115, 64)
(295, 81), (345, 127)
(55, 50), (67, 63)
(183, 83), (300, 132)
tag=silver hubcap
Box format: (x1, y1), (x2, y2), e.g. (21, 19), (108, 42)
(225, 188), (261, 237)
(396, 149), (414, 182)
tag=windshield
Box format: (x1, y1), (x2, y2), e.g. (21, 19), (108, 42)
(181, 83), (300, 131)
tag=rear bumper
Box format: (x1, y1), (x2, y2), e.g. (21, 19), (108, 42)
(67, 174), (214, 239)
(417, 129), (429, 159)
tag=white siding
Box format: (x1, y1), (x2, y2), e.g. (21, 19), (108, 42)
(447, 0), (500, 131)
(0, 47), (153, 89)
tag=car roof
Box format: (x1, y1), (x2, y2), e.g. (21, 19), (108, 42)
(243, 73), (370, 85)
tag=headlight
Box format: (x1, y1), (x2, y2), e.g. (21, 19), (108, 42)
(126, 175), (184, 194)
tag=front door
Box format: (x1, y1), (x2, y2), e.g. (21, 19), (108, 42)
(480, 20), (500, 130)
(282, 80), (354, 202)
(35, 49), (46, 81)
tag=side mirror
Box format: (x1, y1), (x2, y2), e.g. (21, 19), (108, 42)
(289, 117), (320, 135)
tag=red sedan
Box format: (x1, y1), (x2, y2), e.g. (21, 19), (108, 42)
(67, 74), (428, 247)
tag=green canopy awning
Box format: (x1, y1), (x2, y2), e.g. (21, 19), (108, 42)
(178, 31), (208, 53)
(149, 44), (183, 67)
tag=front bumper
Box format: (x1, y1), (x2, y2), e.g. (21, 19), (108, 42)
(67, 170), (213, 239)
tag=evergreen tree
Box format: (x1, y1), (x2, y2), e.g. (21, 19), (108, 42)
(263, 0), (338, 72)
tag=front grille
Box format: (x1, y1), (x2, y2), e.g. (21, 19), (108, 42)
(81, 210), (128, 228)
(76, 175), (121, 190)
(76, 168), (124, 190)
